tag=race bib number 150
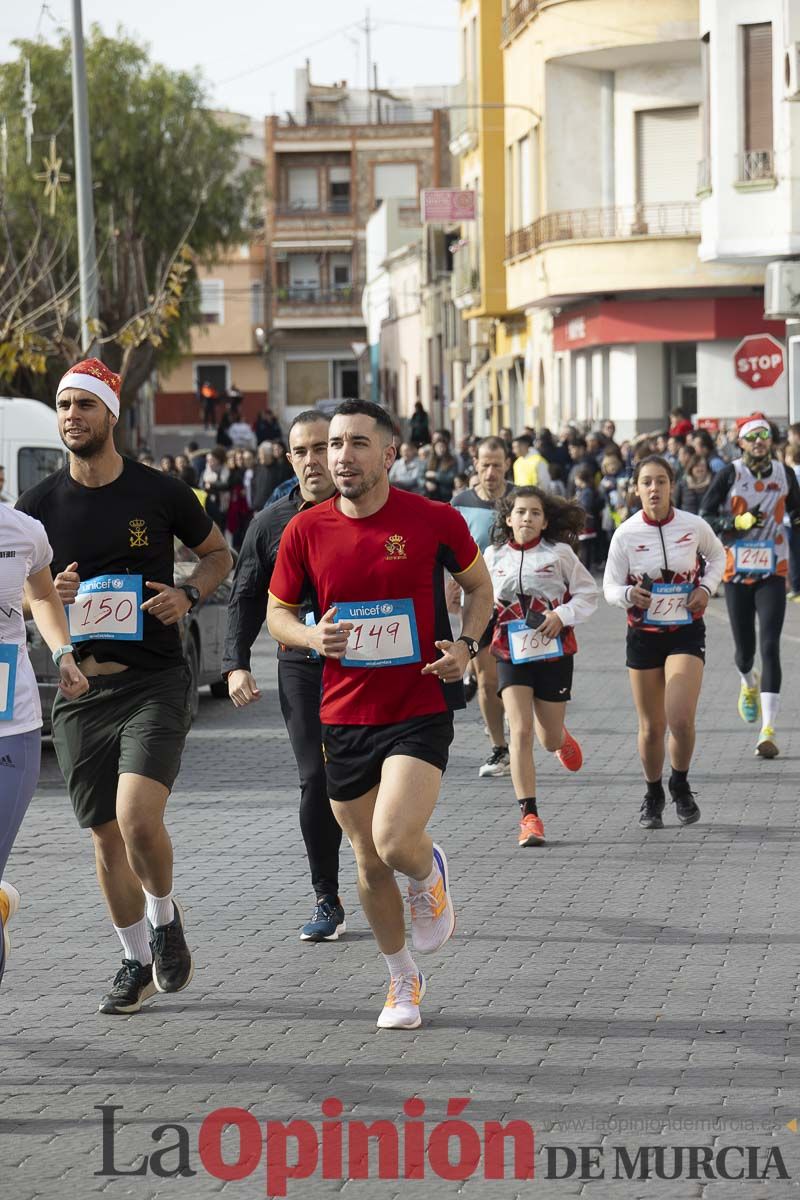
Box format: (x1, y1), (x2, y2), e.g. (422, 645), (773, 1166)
(69, 575), (143, 642)
(335, 598), (420, 668)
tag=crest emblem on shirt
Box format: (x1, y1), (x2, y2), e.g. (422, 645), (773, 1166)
(385, 533), (407, 559)
(129, 518), (148, 548)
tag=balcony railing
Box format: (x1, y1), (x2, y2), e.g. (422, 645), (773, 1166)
(277, 105), (436, 128)
(275, 284), (363, 307)
(274, 198), (352, 217)
(505, 202), (700, 259)
(697, 158), (712, 194)
(737, 149), (775, 183)
(502, 0), (539, 42)
(448, 79), (479, 155)
(451, 242), (480, 302)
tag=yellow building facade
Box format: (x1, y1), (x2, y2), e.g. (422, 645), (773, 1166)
(500, 0), (768, 437)
(452, 0), (525, 436)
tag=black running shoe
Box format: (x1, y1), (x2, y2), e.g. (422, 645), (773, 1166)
(670, 782), (701, 826)
(463, 672), (478, 703)
(639, 795), (665, 829)
(98, 959), (156, 1015)
(150, 899), (194, 993)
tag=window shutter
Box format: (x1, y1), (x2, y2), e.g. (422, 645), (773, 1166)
(287, 168), (319, 209)
(743, 23), (773, 152)
(636, 107), (700, 204)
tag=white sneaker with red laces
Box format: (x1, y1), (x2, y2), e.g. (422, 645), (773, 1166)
(377, 971), (426, 1029)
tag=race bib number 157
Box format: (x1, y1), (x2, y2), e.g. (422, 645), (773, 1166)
(69, 575), (143, 642)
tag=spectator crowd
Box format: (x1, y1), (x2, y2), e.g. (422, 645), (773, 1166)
(134, 397), (800, 597)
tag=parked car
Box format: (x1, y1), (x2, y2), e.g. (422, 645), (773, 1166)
(28, 544), (233, 734)
(0, 397), (66, 501)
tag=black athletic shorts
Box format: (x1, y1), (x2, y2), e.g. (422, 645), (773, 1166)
(478, 613), (497, 652)
(52, 664), (192, 828)
(322, 712), (455, 802)
(496, 653), (574, 701)
(626, 621), (706, 671)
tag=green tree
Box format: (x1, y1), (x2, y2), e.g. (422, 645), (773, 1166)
(0, 27), (259, 405)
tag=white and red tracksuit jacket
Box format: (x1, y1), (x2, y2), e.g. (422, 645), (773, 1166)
(603, 507), (726, 632)
(483, 536), (598, 661)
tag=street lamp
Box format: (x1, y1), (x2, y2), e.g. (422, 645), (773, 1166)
(70, 0), (99, 352)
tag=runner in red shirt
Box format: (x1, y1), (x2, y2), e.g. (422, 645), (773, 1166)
(268, 400), (493, 1030)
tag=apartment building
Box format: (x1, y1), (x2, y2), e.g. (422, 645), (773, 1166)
(699, 0), (800, 421)
(500, 0), (778, 438)
(264, 64), (451, 421)
(155, 114), (267, 430)
(452, 0), (520, 437)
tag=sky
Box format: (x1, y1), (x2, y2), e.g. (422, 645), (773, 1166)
(0, 1), (460, 118)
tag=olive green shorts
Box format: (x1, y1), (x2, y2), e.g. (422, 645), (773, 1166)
(52, 665), (192, 829)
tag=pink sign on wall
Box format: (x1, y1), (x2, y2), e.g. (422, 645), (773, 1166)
(420, 189), (477, 223)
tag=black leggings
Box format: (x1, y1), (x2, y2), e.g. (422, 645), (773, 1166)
(277, 658), (342, 899)
(724, 575), (786, 693)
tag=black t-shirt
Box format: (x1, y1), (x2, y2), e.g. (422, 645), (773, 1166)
(16, 458), (213, 670)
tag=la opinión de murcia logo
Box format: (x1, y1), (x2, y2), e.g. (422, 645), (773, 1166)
(95, 1103), (790, 1194)
(96, 1099), (534, 1194)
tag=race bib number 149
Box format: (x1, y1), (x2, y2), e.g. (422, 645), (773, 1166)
(69, 575), (143, 642)
(336, 598), (420, 668)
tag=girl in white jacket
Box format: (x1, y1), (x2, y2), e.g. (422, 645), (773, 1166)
(603, 455), (726, 830)
(484, 487), (598, 847)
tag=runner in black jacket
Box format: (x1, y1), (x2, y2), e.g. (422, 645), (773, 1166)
(222, 410), (345, 941)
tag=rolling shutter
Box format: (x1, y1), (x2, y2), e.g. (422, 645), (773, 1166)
(743, 23), (773, 152)
(636, 106), (700, 205)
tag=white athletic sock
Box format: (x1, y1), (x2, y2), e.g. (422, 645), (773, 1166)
(740, 671), (757, 689)
(143, 888), (175, 929)
(383, 946), (417, 979)
(408, 861), (439, 892)
(113, 917), (152, 965)
(761, 692), (780, 729)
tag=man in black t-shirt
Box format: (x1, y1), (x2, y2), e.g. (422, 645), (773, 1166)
(17, 359), (232, 1015)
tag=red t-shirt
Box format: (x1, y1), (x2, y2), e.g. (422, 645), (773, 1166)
(270, 487), (480, 725)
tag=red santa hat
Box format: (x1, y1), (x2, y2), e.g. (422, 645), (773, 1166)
(736, 411), (772, 439)
(56, 358), (121, 418)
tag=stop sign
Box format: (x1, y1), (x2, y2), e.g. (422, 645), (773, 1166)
(734, 334), (785, 390)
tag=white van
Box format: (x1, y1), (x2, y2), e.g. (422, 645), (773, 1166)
(0, 397), (66, 502)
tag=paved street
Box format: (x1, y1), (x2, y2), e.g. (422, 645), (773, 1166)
(2, 595), (800, 1198)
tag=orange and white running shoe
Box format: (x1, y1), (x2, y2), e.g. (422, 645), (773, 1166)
(377, 971), (426, 1029)
(556, 728), (583, 772)
(408, 843), (455, 954)
(0, 881), (21, 959)
(518, 813), (545, 847)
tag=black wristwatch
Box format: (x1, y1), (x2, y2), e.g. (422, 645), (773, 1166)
(457, 635), (479, 660)
(179, 584), (201, 612)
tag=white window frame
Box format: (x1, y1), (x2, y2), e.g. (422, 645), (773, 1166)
(199, 279), (224, 325)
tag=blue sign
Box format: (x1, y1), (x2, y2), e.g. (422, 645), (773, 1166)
(0, 643), (18, 721)
(68, 574), (144, 642)
(335, 598), (421, 668)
